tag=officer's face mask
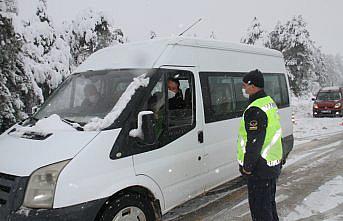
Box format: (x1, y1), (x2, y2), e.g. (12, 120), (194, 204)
(242, 88), (249, 99)
(168, 89), (176, 99)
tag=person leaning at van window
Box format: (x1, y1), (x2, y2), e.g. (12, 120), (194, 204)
(167, 78), (184, 110)
(237, 69), (283, 221)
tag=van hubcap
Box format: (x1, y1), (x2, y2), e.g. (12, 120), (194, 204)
(113, 206), (146, 221)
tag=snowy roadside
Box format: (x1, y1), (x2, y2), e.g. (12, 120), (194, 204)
(291, 96), (343, 145)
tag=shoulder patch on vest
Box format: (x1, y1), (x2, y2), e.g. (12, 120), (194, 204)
(248, 120), (258, 130)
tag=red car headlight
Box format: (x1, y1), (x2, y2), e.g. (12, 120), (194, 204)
(334, 103), (342, 108)
(313, 104), (319, 109)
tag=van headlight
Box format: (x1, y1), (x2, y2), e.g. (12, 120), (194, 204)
(23, 160), (70, 208)
(334, 103), (341, 108)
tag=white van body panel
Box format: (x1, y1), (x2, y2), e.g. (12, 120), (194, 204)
(0, 129), (99, 176)
(202, 119), (241, 191)
(54, 129), (164, 209)
(154, 45), (197, 67)
(133, 129), (206, 212)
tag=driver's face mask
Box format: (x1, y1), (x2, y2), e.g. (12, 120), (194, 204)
(168, 89), (176, 99)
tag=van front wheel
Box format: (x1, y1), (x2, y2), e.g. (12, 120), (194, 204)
(99, 193), (156, 221)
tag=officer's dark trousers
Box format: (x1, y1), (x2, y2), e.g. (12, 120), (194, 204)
(247, 177), (278, 221)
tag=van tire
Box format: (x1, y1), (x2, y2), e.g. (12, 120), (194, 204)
(98, 192), (156, 221)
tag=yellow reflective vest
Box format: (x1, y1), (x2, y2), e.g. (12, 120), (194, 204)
(237, 96), (283, 167)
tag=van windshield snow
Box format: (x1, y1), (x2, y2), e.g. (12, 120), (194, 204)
(35, 69), (151, 125)
(317, 91), (341, 101)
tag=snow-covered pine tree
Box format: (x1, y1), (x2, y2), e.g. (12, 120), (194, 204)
(268, 16), (316, 96)
(0, 0), (37, 132)
(67, 9), (124, 68)
(19, 0), (71, 99)
(333, 54), (343, 85)
(312, 47), (328, 91)
(324, 54), (343, 86)
(241, 17), (268, 46)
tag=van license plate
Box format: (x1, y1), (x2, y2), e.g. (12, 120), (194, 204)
(321, 110), (330, 113)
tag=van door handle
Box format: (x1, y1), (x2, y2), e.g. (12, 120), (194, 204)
(198, 131), (204, 143)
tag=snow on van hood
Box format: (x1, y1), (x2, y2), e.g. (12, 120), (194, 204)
(9, 114), (78, 138)
(0, 123), (100, 176)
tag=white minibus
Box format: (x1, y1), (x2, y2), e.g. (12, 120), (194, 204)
(0, 37), (293, 221)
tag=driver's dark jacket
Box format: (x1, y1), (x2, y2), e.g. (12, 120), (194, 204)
(168, 90), (184, 110)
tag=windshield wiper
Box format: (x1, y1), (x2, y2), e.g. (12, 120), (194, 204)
(61, 118), (84, 131)
(19, 115), (39, 126)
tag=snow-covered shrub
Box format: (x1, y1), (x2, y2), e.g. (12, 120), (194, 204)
(0, 0), (38, 132)
(65, 8), (124, 69)
(18, 0), (72, 99)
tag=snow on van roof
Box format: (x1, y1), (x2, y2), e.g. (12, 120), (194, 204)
(74, 37), (283, 73)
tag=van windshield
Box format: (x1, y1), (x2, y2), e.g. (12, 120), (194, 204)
(317, 91), (341, 101)
(35, 69), (151, 125)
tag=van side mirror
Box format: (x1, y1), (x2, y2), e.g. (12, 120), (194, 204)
(129, 111), (156, 144)
(311, 97), (316, 101)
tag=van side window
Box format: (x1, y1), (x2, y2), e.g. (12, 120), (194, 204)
(264, 74), (290, 108)
(200, 73), (238, 123)
(279, 75), (290, 107)
(167, 71), (195, 129)
(264, 75), (282, 107)
(201, 72), (290, 124)
(132, 69), (196, 149)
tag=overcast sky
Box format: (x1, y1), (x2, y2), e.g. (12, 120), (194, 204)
(18, 0), (343, 55)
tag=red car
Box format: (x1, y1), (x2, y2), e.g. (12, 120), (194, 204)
(313, 86), (343, 117)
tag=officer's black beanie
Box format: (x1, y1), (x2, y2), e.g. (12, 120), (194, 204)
(243, 69), (264, 88)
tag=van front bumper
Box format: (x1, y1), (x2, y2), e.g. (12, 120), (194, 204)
(0, 172), (107, 221)
(7, 198), (107, 221)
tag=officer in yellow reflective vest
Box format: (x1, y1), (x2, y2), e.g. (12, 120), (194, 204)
(237, 69), (282, 221)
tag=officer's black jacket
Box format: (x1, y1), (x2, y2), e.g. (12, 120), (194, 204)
(240, 90), (281, 179)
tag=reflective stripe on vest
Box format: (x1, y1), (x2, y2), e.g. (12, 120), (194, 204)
(236, 96), (283, 167)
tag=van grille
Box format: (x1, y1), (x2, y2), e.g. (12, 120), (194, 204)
(0, 173), (29, 220)
(0, 173), (16, 206)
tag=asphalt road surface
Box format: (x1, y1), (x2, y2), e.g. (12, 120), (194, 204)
(164, 132), (343, 221)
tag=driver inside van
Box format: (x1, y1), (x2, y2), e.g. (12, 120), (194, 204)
(81, 84), (102, 112)
(167, 78), (184, 110)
